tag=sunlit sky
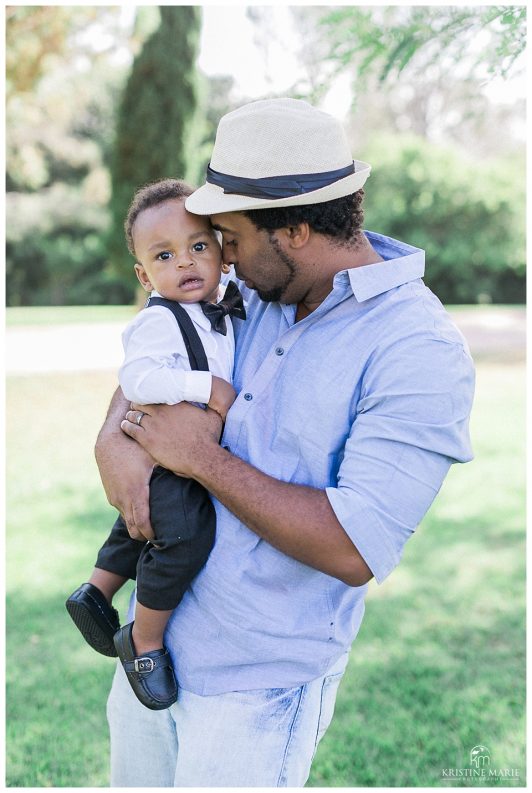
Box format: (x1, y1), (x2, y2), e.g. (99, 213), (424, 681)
(199, 7), (301, 98)
(198, 5), (354, 117)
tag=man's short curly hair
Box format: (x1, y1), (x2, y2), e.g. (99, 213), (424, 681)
(124, 178), (194, 256)
(243, 189), (365, 245)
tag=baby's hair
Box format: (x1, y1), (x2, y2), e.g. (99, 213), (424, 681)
(124, 178), (195, 256)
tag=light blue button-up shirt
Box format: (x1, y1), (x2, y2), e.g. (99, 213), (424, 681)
(165, 231), (475, 695)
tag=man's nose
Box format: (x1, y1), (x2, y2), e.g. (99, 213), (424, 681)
(222, 241), (236, 265)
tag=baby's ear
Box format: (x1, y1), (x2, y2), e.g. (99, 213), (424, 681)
(221, 263), (231, 274)
(134, 263), (153, 292)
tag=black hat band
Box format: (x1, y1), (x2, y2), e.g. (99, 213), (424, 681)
(206, 162), (356, 200)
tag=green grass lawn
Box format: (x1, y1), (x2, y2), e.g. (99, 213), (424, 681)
(6, 362), (525, 787)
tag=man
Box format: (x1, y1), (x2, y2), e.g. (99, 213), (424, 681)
(97, 98), (475, 786)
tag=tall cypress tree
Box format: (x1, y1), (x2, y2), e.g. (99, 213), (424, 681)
(108, 6), (201, 288)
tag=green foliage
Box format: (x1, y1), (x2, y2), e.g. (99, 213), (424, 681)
(321, 5), (526, 85)
(362, 134), (525, 303)
(6, 7), (525, 307)
(7, 185), (110, 306)
(6, 121), (129, 306)
(6, 6), (108, 96)
(6, 8), (129, 306)
(6, 6), (205, 306)
(107, 6), (202, 279)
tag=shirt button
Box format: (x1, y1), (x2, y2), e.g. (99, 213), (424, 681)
(243, 393), (253, 401)
(275, 347), (284, 356)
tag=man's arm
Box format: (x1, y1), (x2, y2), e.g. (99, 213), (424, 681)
(95, 388), (156, 541)
(121, 402), (373, 586)
(189, 442), (372, 586)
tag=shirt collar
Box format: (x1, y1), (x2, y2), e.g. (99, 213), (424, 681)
(335, 231), (425, 302)
(150, 289), (214, 331)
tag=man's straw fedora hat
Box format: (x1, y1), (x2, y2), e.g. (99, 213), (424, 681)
(185, 98), (371, 215)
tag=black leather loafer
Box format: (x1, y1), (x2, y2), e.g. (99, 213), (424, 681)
(113, 622), (178, 711)
(65, 582), (120, 657)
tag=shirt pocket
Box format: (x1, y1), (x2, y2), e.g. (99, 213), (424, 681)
(241, 543), (336, 636)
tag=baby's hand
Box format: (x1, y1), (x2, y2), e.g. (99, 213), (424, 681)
(208, 376), (237, 421)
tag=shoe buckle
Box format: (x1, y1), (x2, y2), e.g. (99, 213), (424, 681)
(134, 657), (155, 673)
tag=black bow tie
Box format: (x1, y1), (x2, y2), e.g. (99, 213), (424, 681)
(201, 281), (246, 335)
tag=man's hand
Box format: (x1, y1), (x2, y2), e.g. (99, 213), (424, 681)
(207, 376), (237, 421)
(95, 388), (156, 541)
(121, 402), (223, 479)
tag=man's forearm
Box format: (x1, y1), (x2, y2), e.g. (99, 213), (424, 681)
(192, 443), (373, 587)
(96, 387), (130, 444)
(95, 388), (156, 540)
(120, 401), (373, 585)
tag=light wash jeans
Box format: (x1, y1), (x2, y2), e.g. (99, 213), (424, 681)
(107, 652), (349, 787)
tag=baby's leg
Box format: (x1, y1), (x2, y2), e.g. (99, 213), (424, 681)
(67, 514), (145, 657)
(112, 470), (214, 709)
(128, 468), (215, 657)
(89, 568), (128, 604)
(66, 571), (126, 657)
(132, 604), (173, 655)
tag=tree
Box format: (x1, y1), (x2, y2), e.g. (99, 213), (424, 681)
(320, 5), (526, 86)
(5, 6), (115, 98)
(281, 6), (526, 157)
(5, 6), (131, 306)
(360, 134), (525, 304)
(107, 6), (201, 285)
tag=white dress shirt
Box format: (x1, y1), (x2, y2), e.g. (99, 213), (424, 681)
(119, 289), (235, 406)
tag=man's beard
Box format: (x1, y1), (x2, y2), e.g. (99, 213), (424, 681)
(255, 235), (297, 303)
(256, 284), (284, 302)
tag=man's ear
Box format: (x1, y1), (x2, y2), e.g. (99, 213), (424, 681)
(134, 263), (153, 292)
(278, 223), (310, 249)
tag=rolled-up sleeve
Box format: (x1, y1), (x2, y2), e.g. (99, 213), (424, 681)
(326, 335), (475, 583)
(119, 308), (212, 405)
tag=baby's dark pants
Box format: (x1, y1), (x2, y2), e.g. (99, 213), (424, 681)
(95, 466), (216, 610)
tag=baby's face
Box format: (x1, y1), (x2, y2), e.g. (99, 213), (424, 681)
(132, 199), (222, 303)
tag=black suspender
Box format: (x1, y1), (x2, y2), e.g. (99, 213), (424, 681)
(146, 297), (210, 372)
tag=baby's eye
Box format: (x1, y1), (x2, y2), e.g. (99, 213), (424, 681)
(157, 251), (173, 261)
(192, 242), (207, 252)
